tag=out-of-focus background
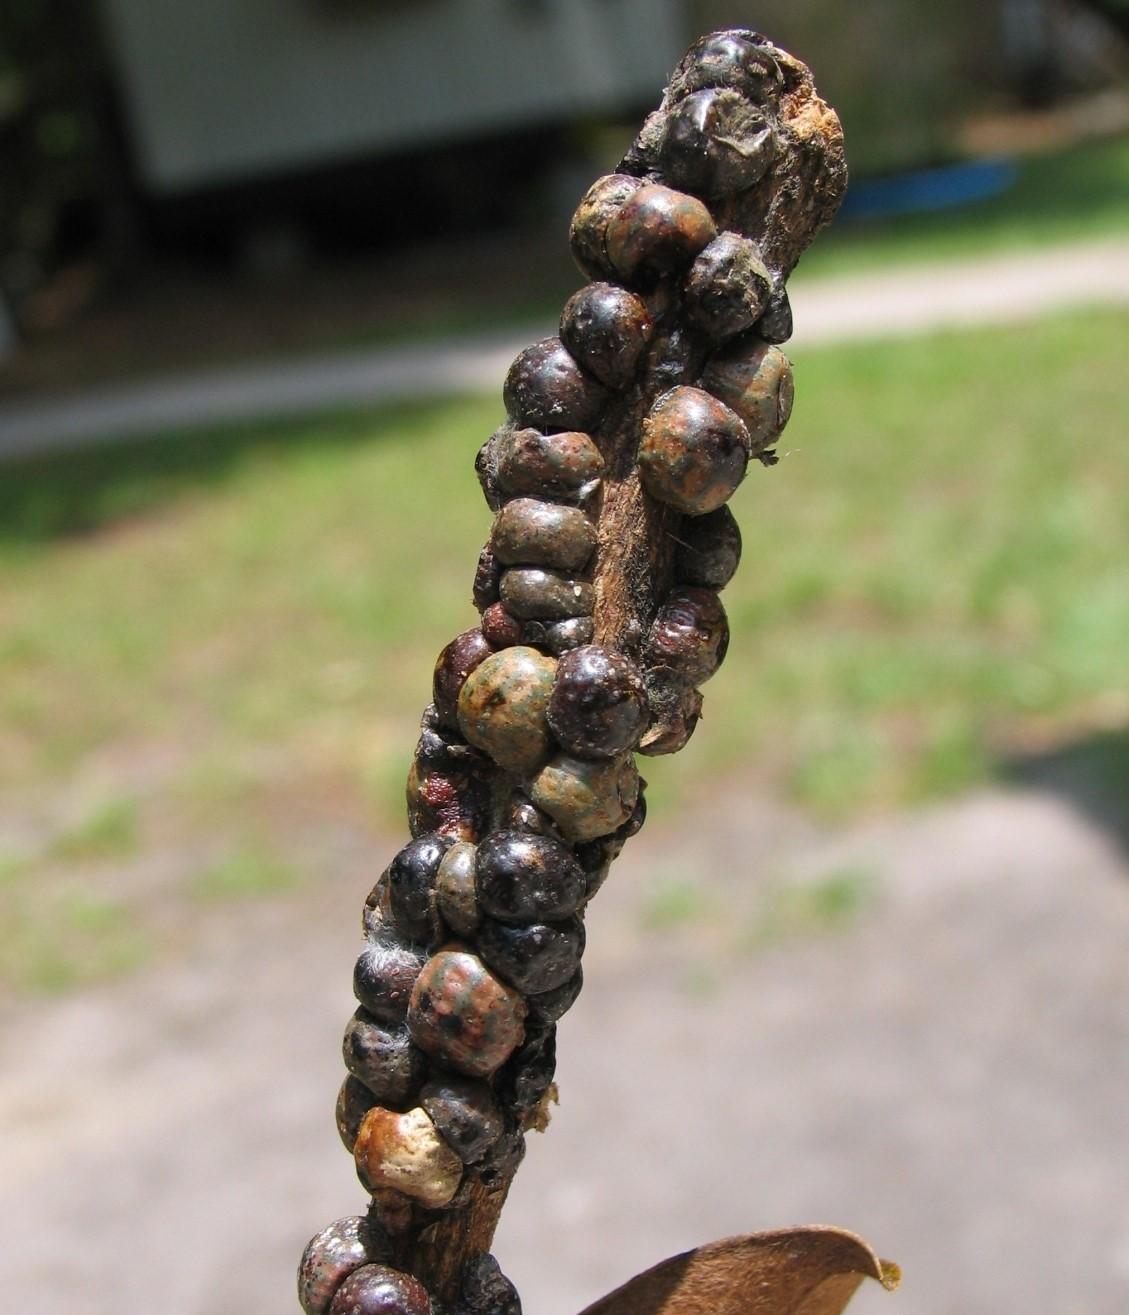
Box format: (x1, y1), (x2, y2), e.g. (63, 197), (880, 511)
(1, 2), (1127, 1313)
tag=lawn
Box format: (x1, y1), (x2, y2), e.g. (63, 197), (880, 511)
(795, 133), (1129, 278)
(2, 304), (1127, 991)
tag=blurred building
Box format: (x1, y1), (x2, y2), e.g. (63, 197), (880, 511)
(84, 0), (1129, 247)
(98, 0), (684, 199)
(1, 0), (1124, 341)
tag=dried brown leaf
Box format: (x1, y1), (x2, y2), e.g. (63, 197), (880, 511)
(578, 1226), (899, 1315)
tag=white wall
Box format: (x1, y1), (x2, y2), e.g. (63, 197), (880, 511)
(99, 0), (684, 192)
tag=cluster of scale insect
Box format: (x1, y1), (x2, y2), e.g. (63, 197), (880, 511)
(298, 30), (800, 1315)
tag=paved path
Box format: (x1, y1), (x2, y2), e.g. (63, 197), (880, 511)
(1, 779), (1127, 1315)
(2, 239), (1127, 462)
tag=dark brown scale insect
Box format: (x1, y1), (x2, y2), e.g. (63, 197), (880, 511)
(559, 282), (654, 389)
(673, 504), (743, 590)
(570, 786), (646, 898)
(504, 793), (565, 840)
(473, 431), (502, 512)
(353, 941), (427, 1025)
(526, 965), (584, 1025)
(616, 106), (668, 178)
(475, 830), (586, 925)
(299, 1216), (379, 1315)
(475, 429), (510, 513)
(494, 427), (604, 499)
(604, 184), (717, 285)
(518, 618), (548, 650)
(413, 708), (472, 767)
(499, 568), (595, 621)
(420, 1076), (505, 1165)
(572, 833), (620, 900)
(406, 948), (527, 1078)
(684, 233), (773, 340)
(474, 1124), (526, 1188)
(543, 615), (595, 655)
(327, 1264), (433, 1315)
(503, 338), (609, 432)
(546, 644), (649, 759)
(639, 385), (751, 515)
(646, 322), (699, 397)
(342, 1010), (426, 1109)
(475, 428), (509, 515)
(336, 1075), (379, 1153)
(620, 788), (647, 840)
(755, 284), (793, 344)
(668, 29), (784, 102)
(362, 870), (392, 940)
(432, 630), (493, 730)
(406, 754), (493, 844)
(479, 602), (524, 650)
(638, 677), (704, 757)
(435, 842), (480, 939)
(456, 1254), (522, 1315)
(409, 718), (494, 841)
(659, 87), (776, 199)
(472, 547), (502, 609)
(384, 835), (455, 944)
(496, 1022), (557, 1118)
(491, 498), (596, 572)
(476, 915), (586, 995)
(700, 337), (794, 454)
(646, 586), (730, 686)
(569, 173), (645, 279)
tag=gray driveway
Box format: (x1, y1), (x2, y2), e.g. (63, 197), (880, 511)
(1, 777), (1126, 1314)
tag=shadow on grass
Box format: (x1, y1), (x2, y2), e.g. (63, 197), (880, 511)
(0, 399), (434, 546)
(1000, 728), (1129, 855)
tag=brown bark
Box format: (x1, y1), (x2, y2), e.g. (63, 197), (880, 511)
(405, 1177), (514, 1299)
(594, 38), (847, 662)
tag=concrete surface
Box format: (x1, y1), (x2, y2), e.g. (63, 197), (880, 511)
(1, 778), (1126, 1315)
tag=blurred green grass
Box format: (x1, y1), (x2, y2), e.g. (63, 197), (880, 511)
(1, 303), (1127, 991)
(0, 883), (150, 994)
(50, 797), (140, 861)
(190, 845), (302, 901)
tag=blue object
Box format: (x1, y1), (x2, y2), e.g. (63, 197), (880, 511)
(838, 158), (1020, 221)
